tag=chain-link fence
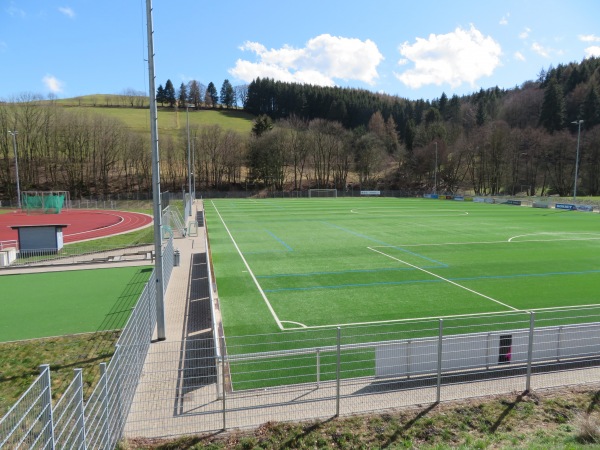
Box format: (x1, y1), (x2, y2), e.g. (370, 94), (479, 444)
(0, 236), (174, 449)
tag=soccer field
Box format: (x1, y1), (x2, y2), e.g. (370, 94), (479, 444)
(205, 198), (600, 340)
(0, 266), (152, 341)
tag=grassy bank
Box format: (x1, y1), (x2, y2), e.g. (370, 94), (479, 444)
(120, 386), (600, 449)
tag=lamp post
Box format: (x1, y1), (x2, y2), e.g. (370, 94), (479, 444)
(8, 130), (21, 209)
(571, 120), (583, 200)
(186, 106), (192, 216)
(434, 141), (438, 194)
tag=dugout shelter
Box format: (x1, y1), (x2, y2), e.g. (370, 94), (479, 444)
(11, 224), (68, 255)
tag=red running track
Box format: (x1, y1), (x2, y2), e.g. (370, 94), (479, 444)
(0, 210), (153, 244)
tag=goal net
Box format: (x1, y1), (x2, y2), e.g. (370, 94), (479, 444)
(308, 189), (337, 198)
(22, 191), (70, 214)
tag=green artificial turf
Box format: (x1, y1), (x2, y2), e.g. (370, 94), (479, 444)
(0, 266), (152, 341)
(204, 198), (600, 389)
(205, 198), (600, 337)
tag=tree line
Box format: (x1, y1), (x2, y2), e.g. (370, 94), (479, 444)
(155, 79), (247, 109)
(244, 57), (600, 196)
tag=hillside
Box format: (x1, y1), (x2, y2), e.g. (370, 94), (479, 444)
(1, 57), (599, 200)
(50, 95), (255, 136)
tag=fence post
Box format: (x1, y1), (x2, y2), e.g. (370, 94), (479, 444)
(436, 319), (443, 403)
(316, 348), (321, 388)
(39, 364), (56, 449)
(114, 345), (124, 438)
(221, 336), (227, 431)
(74, 369), (87, 449)
(100, 362), (109, 450)
(335, 327), (341, 417)
(526, 312), (535, 393)
(557, 325), (563, 362)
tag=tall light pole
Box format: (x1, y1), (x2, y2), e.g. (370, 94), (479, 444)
(146, 0), (166, 341)
(571, 120), (583, 200)
(186, 106), (192, 216)
(434, 141), (438, 194)
(8, 130), (21, 209)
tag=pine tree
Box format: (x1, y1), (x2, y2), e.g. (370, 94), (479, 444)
(178, 82), (187, 107)
(581, 86), (600, 129)
(164, 79), (176, 107)
(206, 82), (218, 108)
(156, 84), (165, 106)
(539, 77), (566, 133)
(220, 79), (235, 108)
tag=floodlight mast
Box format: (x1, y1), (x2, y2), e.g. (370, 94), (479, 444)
(571, 120), (583, 201)
(8, 130), (21, 209)
(186, 106), (192, 216)
(146, 0), (166, 341)
(434, 141), (438, 195)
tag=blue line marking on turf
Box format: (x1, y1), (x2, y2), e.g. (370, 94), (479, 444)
(257, 266), (438, 279)
(265, 229), (293, 251)
(263, 269), (600, 293)
(265, 279), (440, 292)
(322, 221), (447, 267)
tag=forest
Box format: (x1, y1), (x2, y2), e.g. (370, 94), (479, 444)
(0, 57), (599, 202)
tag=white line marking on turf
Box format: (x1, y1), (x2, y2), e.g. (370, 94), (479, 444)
(281, 320), (308, 328)
(368, 246), (519, 311)
(283, 303), (600, 330)
(211, 200), (284, 330)
(508, 232), (600, 243)
(283, 308), (528, 330)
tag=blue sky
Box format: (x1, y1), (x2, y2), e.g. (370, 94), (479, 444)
(1, 0), (599, 102)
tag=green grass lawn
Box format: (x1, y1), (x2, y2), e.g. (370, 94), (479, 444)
(50, 97), (254, 137)
(0, 266), (152, 341)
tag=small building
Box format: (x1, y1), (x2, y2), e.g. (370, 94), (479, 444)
(11, 224), (68, 255)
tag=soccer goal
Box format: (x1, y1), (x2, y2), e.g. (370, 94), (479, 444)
(21, 191), (70, 214)
(308, 189), (337, 198)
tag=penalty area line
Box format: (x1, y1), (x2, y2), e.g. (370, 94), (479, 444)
(210, 201), (284, 330)
(368, 246), (518, 312)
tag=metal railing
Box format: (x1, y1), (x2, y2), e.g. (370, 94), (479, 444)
(1, 243), (155, 268)
(0, 236), (174, 449)
(122, 308), (600, 439)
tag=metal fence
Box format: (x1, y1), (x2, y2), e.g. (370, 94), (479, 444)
(0, 236), (174, 449)
(0, 243), (155, 269)
(122, 308), (600, 439)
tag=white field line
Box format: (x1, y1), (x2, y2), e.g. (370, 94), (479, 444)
(508, 232), (600, 243)
(368, 246), (519, 311)
(284, 308), (529, 330)
(210, 201), (284, 330)
(529, 303), (600, 312)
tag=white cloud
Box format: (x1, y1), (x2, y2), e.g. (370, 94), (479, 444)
(394, 25), (502, 89)
(579, 34), (600, 43)
(499, 13), (509, 25)
(514, 51), (525, 61)
(519, 27), (531, 39)
(42, 75), (64, 93)
(585, 46), (600, 57)
(229, 34), (384, 86)
(531, 42), (550, 57)
(58, 7), (75, 18)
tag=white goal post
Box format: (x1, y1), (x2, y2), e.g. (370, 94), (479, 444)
(308, 189), (338, 198)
